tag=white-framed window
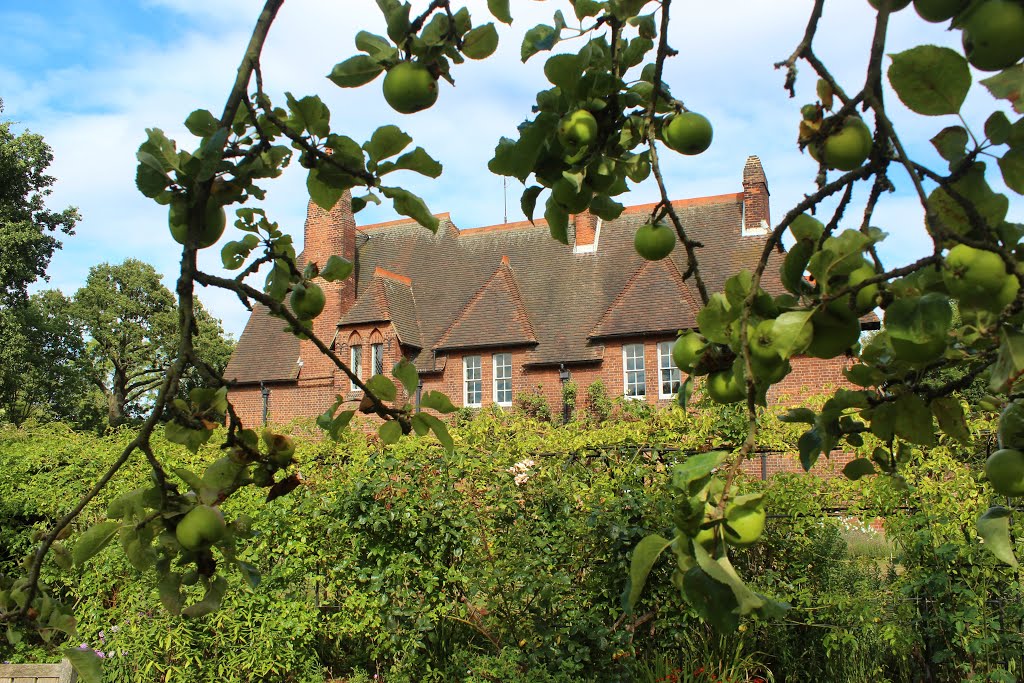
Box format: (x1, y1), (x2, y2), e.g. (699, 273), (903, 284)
(464, 355), (482, 407)
(350, 345), (363, 392)
(371, 342), (384, 376)
(623, 344), (646, 399)
(658, 341), (681, 399)
(493, 353), (512, 406)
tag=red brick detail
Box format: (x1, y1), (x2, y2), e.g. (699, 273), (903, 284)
(574, 210), (598, 247)
(742, 155), (770, 231)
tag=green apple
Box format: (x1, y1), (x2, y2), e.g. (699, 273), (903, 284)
(789, 213), (824, 242)
(290, 282), (326, 320)
(169, 198), (227, 249)
(961, 0), (1024, 72)
(634, 223), (676, 261)
(723, 498), (766, 547)
(263, 430), (296, 467)
(806, 309), (861, 358)
(662, 112), (713, 156)
(913, 0), (968, 22)
(985, 448), (1024, 496)
(943, 244), (1011, 307)
(847, 261), (881, 313)
(821, 117), (873, 171)
(706, 369), (745, 404)
(672, 332), (706, 372)
(998, 401), (1024, 450)
(868, 0), (912, 9)
(557, 109), (599, 150)
(175, 505), (227, 551)
(382, 61), (439, 114)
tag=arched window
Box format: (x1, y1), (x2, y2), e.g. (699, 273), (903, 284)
(368, 328), (385, 376)
(348, 332), (363, 392)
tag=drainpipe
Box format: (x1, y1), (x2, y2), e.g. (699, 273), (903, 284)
(260, 381), (270, 426)
(558, 364), (571, 424)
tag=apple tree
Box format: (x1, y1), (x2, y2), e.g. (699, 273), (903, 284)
(1, 0), (1023, 678)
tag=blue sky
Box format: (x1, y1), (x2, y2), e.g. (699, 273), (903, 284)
(2, 0), (1019, 337)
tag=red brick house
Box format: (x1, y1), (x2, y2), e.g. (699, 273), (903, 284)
(224, 156), (865, 426)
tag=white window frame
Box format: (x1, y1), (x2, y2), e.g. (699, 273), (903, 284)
(371, 342), (384, 376)
(623, 344), (646, 399)
(350, 344), (363, 392)
(464, 355), (482, 407)
(493, 353), (512, 407)
(657, 341), (681, 399)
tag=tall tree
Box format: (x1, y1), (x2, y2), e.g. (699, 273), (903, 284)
(73, 259), (233, 428)
(0, 99), (80, 306)
(0, 290), (93, 427)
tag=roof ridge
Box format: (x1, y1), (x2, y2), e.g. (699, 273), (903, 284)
(374, 266), (412, 285)
(360, 212), (453, 232)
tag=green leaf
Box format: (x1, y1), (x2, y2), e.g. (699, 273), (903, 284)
(773, 311), (815, 358)
(931, 396), (971, 444)
(158, 572), (183, 615)
(307, 166), (350, 213)
(842, 458), (876, 480)
(799, 428), (823, 471)
(420, 13), (450, 45)
(463, 23), (499, 60)
(380, 186), (439, 232)
(780, 241), (814, 295)
(135, 163), (169, 198)
(377, 146), (443, 178)
(138, 128), (180, 172)
(184, 109), (220, 139)
(522, 24), (559, 62)
(328, 55), (385, 88)
(671, 451), (729, 489)
(779, 407), (816, 424)
(364, 374), (397, 402)
(985, 111), (1012, 145)
(981, 65), (1024, 115)
(364, 125), (412, 163)
(990, 329), (1024, 392)
(416, 412), (454, 452)
(318, 408), (355, 440)
(545, 196), (569, 244)
(320, 255), (354, 282)
(488, 0), (513, 24)
(977, 506), (1019, 566)
(589, 194), (625, 221)
(64, 646), (104, 683)
(927, 162), (1009, 239)
(885, 293), (952, 345)
(411, 413), (431, 436)
(236, 560), (261, 589)
(624, 534), (674, 613)
(165, 420), (213, 454)
(73, 521), (120, 567)
(285, 93), (330, 138)
(182, 576), (228, 618)
(999, 148), (1024, 194)
(379, 420), (402, 445)
(544, 53), (584, 91)
(355, 31), (395, 60)
(695, 293), (735, 345)
(173, 467), (205, 493)
(521, 185), (543, 223)
(574, 0), (603, 19)
(887, 45), (970, 116)
(392, 358), (419, 397)
(893, 393), (936, 447)
(931, 126), (969, 164)
(421, 390), (457, 413)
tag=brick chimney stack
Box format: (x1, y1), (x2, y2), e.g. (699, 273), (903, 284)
(299, 190), (356, 382)
(573, 210), (599, 252)
(742, 155), (770, 236)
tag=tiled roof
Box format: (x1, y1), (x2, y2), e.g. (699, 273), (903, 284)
(590, 256), (700, 339)
(224, 303), (300, 384)
(435, 256), (537, 350)
(229, 177), (799, 383)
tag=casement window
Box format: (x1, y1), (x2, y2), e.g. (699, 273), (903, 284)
(493, 353), (512, 406)
(350, 345), (363, 392)
(464, 355), (482, 407)
(623, 344), (646, 399)
(371, 342), (384, 376)
(658, 341), (682, 399)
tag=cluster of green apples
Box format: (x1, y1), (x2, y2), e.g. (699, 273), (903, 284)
(986, 401), (1024, 497)
(799, 101), (874, 172)
(870, 0), (1024, 71)
(670, 457), (768, 555)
